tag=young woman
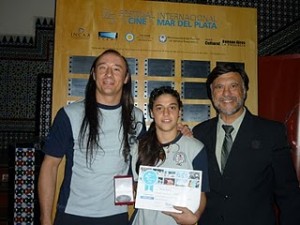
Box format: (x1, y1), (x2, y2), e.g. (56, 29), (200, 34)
(130, 86), (209, 225)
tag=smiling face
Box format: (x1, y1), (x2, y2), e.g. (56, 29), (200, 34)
(211, 72), (246, 122)
(93, 52), (129, 105)
(151, 93), (180, 135)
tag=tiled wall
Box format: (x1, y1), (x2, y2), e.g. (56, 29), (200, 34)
(0, 18), (54, 164)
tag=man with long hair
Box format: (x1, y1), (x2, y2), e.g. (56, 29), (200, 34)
(38, 49), (146, 225)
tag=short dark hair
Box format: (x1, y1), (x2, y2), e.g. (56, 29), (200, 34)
(148, 86), (183, 118)
(206, 63), (249, 100)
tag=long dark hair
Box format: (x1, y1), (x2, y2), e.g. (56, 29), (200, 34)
(136, 86), (182, 173)
(79, 49), (134, 166)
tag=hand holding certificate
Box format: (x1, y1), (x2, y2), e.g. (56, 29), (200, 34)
(135, 165), (202, 213)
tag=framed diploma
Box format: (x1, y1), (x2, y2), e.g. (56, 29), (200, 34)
(135, 166), (202, 213)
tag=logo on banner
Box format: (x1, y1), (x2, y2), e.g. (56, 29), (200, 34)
(222, 39), (246, 47)
(205, 39), (221, 46)
(159, 34), (167, 43)
(98, 32), (118, 39)
(71, 28), (90, 39)
(125, 33), (135, 42)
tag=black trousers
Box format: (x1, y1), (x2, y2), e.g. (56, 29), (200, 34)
(54, 211), (128, 225)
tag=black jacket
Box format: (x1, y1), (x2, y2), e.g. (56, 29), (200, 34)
(193, 110), (300, 225)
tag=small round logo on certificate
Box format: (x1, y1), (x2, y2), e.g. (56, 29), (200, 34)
(142, 170), (158, 191)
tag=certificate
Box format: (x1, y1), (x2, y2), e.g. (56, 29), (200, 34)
(135, 165), (202, 213)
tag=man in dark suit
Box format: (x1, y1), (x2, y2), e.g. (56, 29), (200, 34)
(193, 63), (300, 225)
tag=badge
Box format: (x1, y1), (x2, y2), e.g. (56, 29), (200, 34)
(173, 151), (186, 166)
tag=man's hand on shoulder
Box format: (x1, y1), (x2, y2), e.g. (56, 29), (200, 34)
(177, 123), (193, 137)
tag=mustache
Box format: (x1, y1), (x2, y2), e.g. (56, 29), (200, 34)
(219, 96), (237, 101)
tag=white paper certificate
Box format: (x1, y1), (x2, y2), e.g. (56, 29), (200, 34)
(135, 165), (202, 213)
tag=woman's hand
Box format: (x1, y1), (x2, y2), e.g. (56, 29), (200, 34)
(163, 206), (198, 225)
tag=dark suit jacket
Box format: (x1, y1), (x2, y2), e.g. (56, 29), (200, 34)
(193, 110), (300, 225)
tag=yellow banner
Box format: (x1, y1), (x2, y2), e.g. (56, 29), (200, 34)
(53, 0), (257, 125)
(52, 0), (257, 219)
